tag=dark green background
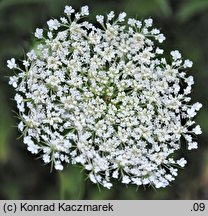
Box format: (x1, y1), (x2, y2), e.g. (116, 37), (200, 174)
(0, 0), (208, 199)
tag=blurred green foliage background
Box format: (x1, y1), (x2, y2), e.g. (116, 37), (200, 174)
(0, 0), (208, 199)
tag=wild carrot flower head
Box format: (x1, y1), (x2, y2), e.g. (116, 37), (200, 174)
(8, 5), (202, 189)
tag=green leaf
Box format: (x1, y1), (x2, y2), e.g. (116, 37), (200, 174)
(177, 0), (208, 22)
(59, 165), (85, 199)
(1, 180), (20, 199)
(0, 0), (45, 10)
(0, 90), (13, 162)
(155, 0), (172, 16)
(0, 0), (69, 11)
(196, 109), (208, 134)
(124, 0), (172, 17)
(90, 187), (112, 199)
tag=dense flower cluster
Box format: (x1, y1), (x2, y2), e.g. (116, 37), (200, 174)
(7, 5), (202, 189)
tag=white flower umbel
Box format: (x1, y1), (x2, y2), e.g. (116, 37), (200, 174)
(35, 28), (43, 39)
(7, 5), (202, 189)
(7, 58), (17, 69)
